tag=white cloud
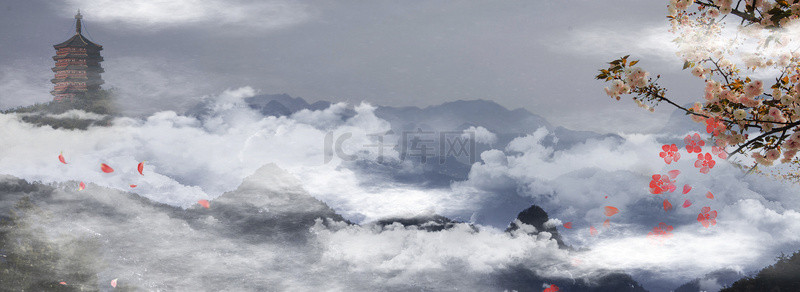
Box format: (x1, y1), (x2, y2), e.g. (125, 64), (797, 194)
(559, 23), (679, 64)
(454, 126), (800, 285)
(462, 126), (497, 145)
(63, 0), (313, 31)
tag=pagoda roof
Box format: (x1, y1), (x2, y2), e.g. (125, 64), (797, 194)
(54, 33), (103, 50)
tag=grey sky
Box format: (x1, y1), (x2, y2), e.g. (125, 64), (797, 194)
(0, 0), (707, 133)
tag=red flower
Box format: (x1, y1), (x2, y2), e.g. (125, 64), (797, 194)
(705, 117), (725, 136)
(712, 146), (728, 159)
(649, 174), (676, 194)
(543, 284), (560, 292)
(694, 152), (716, 174)
(684, 133), (705, 153)
(659, 144), (681, 164)
(697, 206), (718, 228)
(647, 222), (674, 244)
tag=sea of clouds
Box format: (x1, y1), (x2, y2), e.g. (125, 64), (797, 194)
(2, 86), (800, 291)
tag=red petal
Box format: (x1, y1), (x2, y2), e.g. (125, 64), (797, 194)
(101, 163), (114, 173)
(59, 282), (67, 285)
(663, 199), (673, 211)
(683, 184), (692, 194)
(563, 222), (572, 229)
(590, 226), (597, 236)
(668, 170), (680, 179)
(198, 199), (210, 209)
(682, 200), (692, 208)
(662, 145), (670, 151)
(58, 153), (67, 164)
(670, 144), (678, 151)
(604, 206), (620, 216)
(138, 162), (145, 175)
(709, 210), (717, 219)
(78, 182), (86, 191)
(706, 192), (714, 199)
(701, 206), (710, 213)
(130, 184), (137, 188)
(705, 152), (712, 160)
(603, 219), (610, 228)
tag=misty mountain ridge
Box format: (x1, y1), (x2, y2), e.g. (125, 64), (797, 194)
(237, 93), (621, 150)
(0, 164), (651, 291)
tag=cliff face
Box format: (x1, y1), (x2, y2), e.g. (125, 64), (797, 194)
(505, 204), (566, 248)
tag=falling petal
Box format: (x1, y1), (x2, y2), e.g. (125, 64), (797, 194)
(663, 199), (673, 211)
(198, 199), (210, 209)
(590, 226), (597, 236)
(111, 278), (117, 288)
(59, 282), (67, 285)
(706, 191), (714, 199)
(138, 162), (145, 175)
(683, 184), (692, 194)
(604, 196), (608, 199)
(668, 170), (681, 179)
(603, 206), (619, 216)
(130, 185), (137, 188)
(563, 222), (572, 229)
(682, 199), (692, 208)
(101, 163), (114, 173)
(58, 152), (67, 164)
(78, 182), (86, 191)
(603, 219), (610, 228)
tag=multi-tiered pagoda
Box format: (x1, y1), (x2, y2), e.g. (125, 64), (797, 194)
(51, 11), (104, 102)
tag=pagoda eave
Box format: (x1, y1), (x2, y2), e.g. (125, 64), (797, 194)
(52, 55), (104, 61)
(52, 66), (104, 73)
(51, 78), (104, 85)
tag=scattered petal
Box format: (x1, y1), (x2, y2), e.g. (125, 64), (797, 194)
(111, 278), (117, 288)
(138, 162), (145, 175)
(706, 191), (714, 199)
(198, 199), (210, 209)
(663, 199), (673, 211)
(647, 222), (674, 244)
(698, 207), (718, 228)
(603, 206), (619, 216)
(683, 184), (692, 194)
(590, 226), (597, 236)
(58, 152), (67, 164)
(603, 219), (611, 228)
(563, 222), (572, 229)
(101, 163), (114, 173)
(78, 182), (86, 191)
(130, 185), (137, 188)
(668, 169), (681, 179)
(59, 282), (67, 285)
(682, 199), (692, 208)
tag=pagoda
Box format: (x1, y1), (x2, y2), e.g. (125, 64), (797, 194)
(51, 11), (104, 102)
